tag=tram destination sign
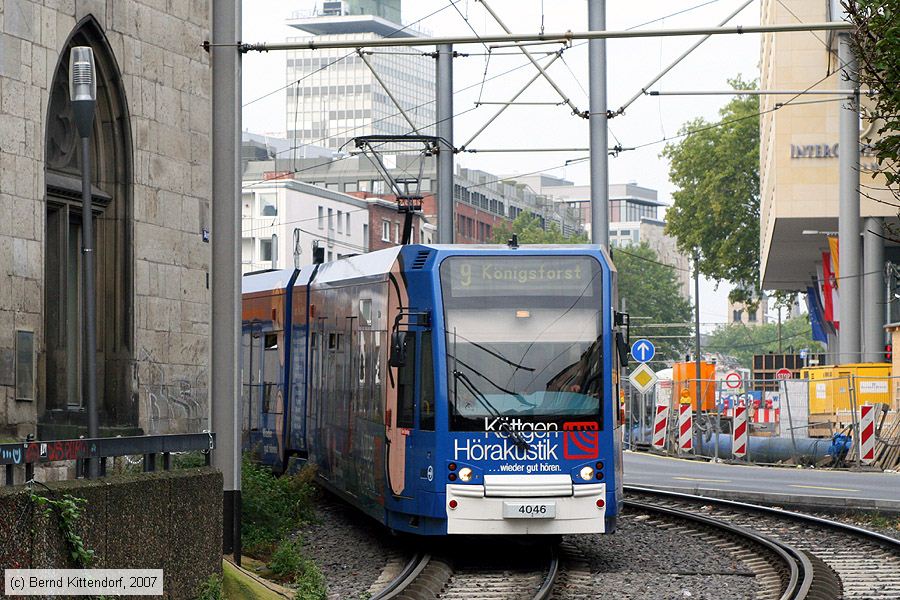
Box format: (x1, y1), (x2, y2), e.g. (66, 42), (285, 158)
(443, 256), (597, 297)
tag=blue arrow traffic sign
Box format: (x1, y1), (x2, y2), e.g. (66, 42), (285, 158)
(630, 339), (655, 363)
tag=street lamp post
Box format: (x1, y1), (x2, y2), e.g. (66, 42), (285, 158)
(70, 47), (99, 477)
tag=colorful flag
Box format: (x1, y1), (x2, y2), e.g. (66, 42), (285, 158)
(828, 237), (840, 283)
(822, 251), (840, 329)
(806, 285), (829, 343)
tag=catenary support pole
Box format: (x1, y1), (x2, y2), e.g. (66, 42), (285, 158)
(693, 252), (701, 444)
(864, 217), (885, 361)
(211, 0), (242, 564)
(588, 0), (609, 248)
(838, 32), (860, 365)
(436, 44), (454, 244)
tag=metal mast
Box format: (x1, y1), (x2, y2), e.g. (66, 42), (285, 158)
(588, 0), (608, 248)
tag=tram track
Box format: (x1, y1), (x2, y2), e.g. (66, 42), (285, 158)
(369, 545), (559, 600)
(626, 485), (900, 599)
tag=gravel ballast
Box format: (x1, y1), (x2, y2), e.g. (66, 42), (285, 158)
(299, 492), (760, 599)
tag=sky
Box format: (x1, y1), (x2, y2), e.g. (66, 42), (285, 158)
(240, 0), (767, 328)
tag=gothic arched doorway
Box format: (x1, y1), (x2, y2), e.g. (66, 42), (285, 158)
(42, 16), (135, 435)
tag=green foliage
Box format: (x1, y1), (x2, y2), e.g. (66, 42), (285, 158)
(29, 490), (95, 567)
(293, 558), (327, 600)
(268, 538), (305, 582)
(705, 316), (825, 369)
(845, 1), (900, 203)
(195, 575), (223, 600)
(173, 451), (209, 469)
(241, 456), (317, 558)
(614, 243), (693, 362)
(490, 212), (588, 244)
(662, 76), (761, 305)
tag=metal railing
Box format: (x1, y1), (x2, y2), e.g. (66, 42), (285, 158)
(0, 432), (216, 485)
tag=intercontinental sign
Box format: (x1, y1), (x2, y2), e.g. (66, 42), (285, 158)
(790, 142), (879, 172)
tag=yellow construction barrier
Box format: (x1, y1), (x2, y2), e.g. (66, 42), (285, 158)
(802, 363), (893, 436)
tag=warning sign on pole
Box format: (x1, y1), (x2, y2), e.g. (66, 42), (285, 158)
(651, 403), (670, 450)
(732, 405), (748, 459)
(677, 404), (693, 452)
(860, 404), (876, 464)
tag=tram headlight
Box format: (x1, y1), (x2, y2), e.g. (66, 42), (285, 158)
(579, 466), (594, 481)
(458, 467), (474, 482)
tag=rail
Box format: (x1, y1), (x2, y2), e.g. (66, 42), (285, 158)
(626, 485), (900, 598)
(370, 545), (558, 600)
(532, 545), (559, 600)
(625, 484), (900, 551)
(0, 432), (216, 484)
(369, 553), (431, 600)
(625, 498), (812, 599)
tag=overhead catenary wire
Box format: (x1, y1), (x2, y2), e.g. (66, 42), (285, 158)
(628, 62), (853, 151)
(265, 48), (567, 165)
(612, 0), (755, 117)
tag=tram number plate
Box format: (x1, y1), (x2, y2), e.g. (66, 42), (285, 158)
(502, 502), (556, 519)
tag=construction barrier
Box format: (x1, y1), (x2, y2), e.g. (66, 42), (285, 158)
(860, 404), (876, 464)
(677, 403), (693, 452)
(651, 403), (669, 450)
(624, 373), (900, 468)
(732, 405), (748, 459)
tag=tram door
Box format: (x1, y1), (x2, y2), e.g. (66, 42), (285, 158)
(389, 327), (436, 521)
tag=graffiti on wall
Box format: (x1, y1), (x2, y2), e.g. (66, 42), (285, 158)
(138, 349), (208, 434)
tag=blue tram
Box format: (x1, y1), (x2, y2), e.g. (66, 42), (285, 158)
(241, 244), (627, 535)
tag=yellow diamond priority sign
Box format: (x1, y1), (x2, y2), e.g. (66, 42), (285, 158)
(628, 363), (658, 394)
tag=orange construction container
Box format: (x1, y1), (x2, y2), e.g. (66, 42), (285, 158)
(672, 361), (717, 411)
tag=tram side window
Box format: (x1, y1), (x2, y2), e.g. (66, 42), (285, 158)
(420, 332), (435, 431)
(397, 334), (417, 429)
(262, 333), (280, 414)
(250, 332), (262, 430)
(241, 332), (252, 431)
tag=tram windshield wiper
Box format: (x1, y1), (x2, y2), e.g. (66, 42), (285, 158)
(453, 370), (531, 451)
(450, 355), (536, 409)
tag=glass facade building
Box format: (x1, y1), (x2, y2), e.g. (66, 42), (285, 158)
(285, 3), (435, 151)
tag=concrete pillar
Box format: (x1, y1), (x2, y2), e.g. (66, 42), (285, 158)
(863, 217), (885, 361)
(211, 0), (242, 561)
(838, 32), (860, 364)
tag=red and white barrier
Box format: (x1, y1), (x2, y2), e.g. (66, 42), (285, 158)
(677, 404), (693, 452)
(732, 405), (748, 458)
(651, 403), (670, 450)
(860, 404), (876, 464)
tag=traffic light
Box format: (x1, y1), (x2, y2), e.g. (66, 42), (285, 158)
(886, 344), (892, 361)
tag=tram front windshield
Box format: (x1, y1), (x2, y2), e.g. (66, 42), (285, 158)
(440, 255), (603, 431)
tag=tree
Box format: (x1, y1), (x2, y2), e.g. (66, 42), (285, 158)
(490, 212), (588, 244)
(844, 1), (900, 204)
(705, 316), (826, 369)
(614, 243), (693, 362)
(662, 77), (760, 305)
